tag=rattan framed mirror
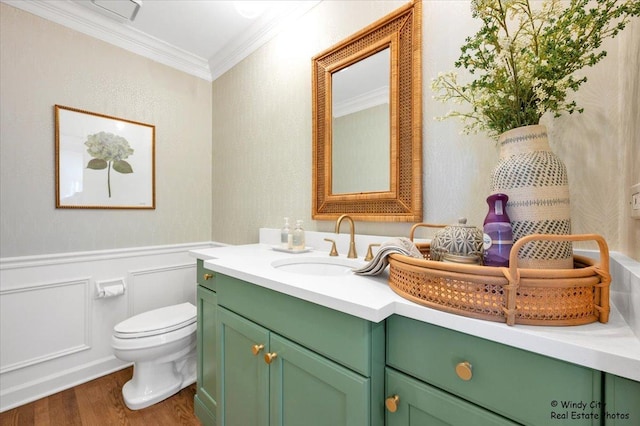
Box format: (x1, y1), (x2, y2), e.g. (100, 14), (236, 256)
(312, 0), (422, 222)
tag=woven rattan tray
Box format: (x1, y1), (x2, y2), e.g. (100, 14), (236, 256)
(388, 226), (610, 326)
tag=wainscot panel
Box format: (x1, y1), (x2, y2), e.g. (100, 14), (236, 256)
(0, 242), (217, 412)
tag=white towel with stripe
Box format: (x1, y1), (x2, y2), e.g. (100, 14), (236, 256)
(353, 237), (423, 276)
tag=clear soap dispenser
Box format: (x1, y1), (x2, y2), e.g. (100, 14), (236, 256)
(281, 217), (292, 249)
(292, 220), (305, 251)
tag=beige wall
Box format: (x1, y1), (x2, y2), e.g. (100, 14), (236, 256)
(212, 1), (413, 244)
(0, 3), (212, 257)
(212, 1), (640, 260)
(622, 20), (640, 260)
(1, 1), (637, 260)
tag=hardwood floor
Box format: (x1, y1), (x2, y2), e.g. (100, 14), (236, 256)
(0, 367), (201, 426)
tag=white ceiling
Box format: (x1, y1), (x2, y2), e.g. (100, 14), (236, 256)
(2, 0), (321, 81)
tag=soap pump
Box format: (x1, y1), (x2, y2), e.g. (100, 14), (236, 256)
(281, 217), (292, 249)
(292, 220), (305, 251)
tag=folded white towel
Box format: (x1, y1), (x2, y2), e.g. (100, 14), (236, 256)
(353, 237), (424, 276)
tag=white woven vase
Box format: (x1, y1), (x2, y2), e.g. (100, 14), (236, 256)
(489, 125), (573, 269)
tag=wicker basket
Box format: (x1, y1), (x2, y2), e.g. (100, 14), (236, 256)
(388, 224), (611, 326)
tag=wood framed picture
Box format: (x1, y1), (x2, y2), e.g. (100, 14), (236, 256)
(55, 105), (155, 209)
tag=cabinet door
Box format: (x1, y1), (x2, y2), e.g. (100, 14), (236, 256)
(195, 285), (217, 426)
(385, 368), (517, 426)
(269, 333), (370, 426)
(604, 374), (640, 425)
(218, 307), (270, 426)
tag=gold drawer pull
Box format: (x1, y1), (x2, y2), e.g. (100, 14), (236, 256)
(385, 395), (400, 413)
(455, 361), (473, 381)
(264, 352), (278, 364)
(203, 273), (214, 280)
(251, 344), (264, 356)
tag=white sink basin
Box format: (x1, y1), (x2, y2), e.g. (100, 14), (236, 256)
(271, 256), (364, 276)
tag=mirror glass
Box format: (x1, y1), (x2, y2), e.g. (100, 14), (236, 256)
(312, 0), (422, 222)
(331, 48), (390, 194)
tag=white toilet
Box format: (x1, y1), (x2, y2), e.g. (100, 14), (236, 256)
(111, 302), (197, 410)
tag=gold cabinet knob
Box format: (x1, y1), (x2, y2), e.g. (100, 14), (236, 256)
(251, 344), (264, 356)
(264, 352), (278, 364)
(385, 395), (400, 413)
(203, 273), (214, 280)
(455, 361), (473, 381)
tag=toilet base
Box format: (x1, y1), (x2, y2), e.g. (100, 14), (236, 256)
(122, 351), (196, 410)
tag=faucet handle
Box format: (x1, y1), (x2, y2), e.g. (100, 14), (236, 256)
(364, 243), (381, 262)
(324, 238), (339, 256)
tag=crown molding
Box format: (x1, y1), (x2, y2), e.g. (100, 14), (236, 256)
(209, 1), (320, 81)
(333, 86), (389, 118)
(3, 0), (320, 82)
(3, 0), (213, 80)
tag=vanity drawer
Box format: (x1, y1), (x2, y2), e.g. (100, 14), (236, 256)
(385, 367), (517, 425)
(197, 259), (216, 291)
(216, 273), (384, 377)
(387, 315), (602, 425)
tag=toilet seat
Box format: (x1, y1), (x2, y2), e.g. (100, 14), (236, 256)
(114, 302), (196, 339)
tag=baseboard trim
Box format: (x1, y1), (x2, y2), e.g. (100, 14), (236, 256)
(194, 395), (216, 426)
(0, 356), (130, 413)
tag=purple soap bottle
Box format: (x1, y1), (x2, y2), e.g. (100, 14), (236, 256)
(483, 193), (513, 267)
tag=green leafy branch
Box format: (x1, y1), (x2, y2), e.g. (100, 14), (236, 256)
(432, 0), (640, 139)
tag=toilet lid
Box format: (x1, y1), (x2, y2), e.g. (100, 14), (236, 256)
(114, 302), (196, 338)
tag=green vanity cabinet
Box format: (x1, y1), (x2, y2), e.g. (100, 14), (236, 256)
(194, 260), (218, 426)
(215, 274), (386, 426)
(604, 374), (640, 425)
(197, 262), (637, 426)
(386, 315), (602, 426)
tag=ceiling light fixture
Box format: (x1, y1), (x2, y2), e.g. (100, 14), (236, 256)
(234, 1), (270, 19)
(91, 0), (142, 21)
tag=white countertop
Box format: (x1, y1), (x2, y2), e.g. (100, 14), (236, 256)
(191, 242), (640, 382)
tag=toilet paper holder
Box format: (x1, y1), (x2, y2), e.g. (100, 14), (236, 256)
(95, 278), (126, 298)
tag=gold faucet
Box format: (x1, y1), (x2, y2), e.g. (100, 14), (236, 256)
(335, 214), (357, 258)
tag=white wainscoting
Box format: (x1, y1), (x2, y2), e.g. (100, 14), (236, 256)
(0, 242), (217, 412)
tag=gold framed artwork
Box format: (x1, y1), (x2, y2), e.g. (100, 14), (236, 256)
(55, 105), (155, 209)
